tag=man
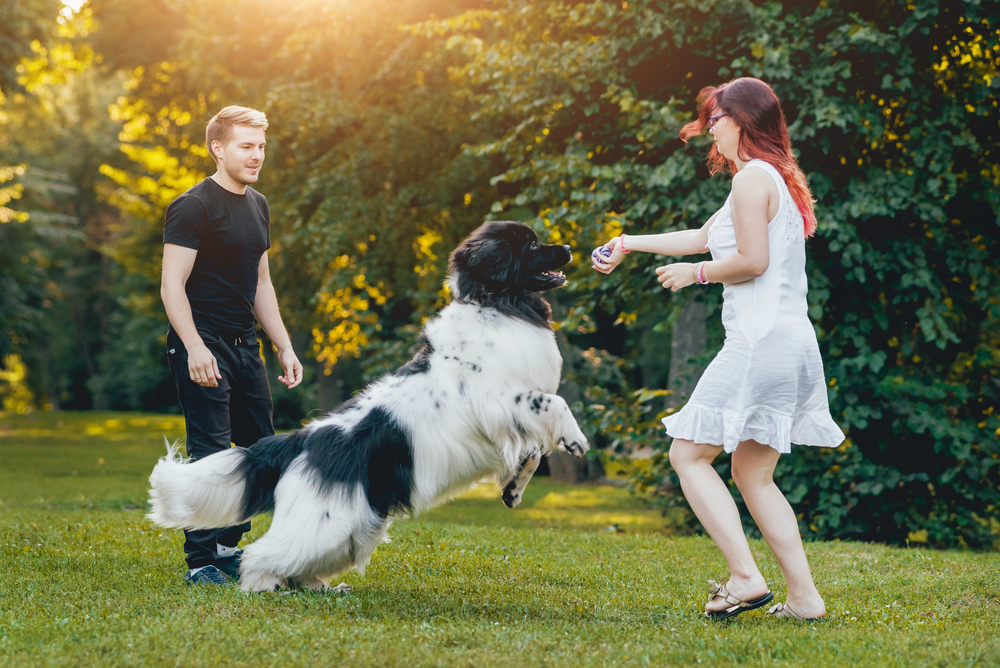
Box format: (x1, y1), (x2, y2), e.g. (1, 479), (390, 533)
(161, 105), (302, 585)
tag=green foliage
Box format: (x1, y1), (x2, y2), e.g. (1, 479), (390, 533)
(4, 0), (999, 548)
(0, 0), (63, 94)
(0, 3), (143, 411)
(92, 0), (500, 388)
(0, 12), (172, 411)
(0, 0), (61, 362)
(425, 0), (1000, 548)
(1, 411), (999, 667)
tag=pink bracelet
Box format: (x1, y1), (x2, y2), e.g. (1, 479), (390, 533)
(696, 261), (711, 285)
(619, 234), (631, 254)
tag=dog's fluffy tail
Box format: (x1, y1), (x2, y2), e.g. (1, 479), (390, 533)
(147, 431), (307, 530)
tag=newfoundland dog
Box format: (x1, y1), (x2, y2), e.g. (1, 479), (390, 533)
(147, 220), (590, 592)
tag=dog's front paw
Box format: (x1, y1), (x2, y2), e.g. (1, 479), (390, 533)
(558, 418), (589, 457)
(501, 486), (522, 509)
(560, 436), (590, 457)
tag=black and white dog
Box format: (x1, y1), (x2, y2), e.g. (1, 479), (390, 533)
(148, 221), (590, 592)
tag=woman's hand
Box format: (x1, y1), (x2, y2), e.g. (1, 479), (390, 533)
(591, 237), (626, 274)
(655, 262), (699, 292)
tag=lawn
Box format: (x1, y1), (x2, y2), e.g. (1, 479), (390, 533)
(0, 411), (997, 667)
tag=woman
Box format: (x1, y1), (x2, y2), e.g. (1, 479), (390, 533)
(592, 78), (844, 621)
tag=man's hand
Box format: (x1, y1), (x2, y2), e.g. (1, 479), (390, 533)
(277, 348), (303, 388)
(188, 344), (222, 387)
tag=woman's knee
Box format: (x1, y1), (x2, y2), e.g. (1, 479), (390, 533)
(731, 442), (777, 491)
(732, 465), (769, 492)
(668, 439), (716, 473)
(667, 439), (690, 471)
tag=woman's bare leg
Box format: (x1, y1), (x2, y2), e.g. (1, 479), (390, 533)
(668, 438), (769, 613)
(731, 439), (826, 618)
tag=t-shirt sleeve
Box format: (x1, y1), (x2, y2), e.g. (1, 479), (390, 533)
(262, 197), (271, 250)
(163, 194), (209, 250)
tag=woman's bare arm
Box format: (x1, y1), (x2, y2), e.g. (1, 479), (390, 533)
(591, 210), (720, 274)
(656, 168), (773, 291)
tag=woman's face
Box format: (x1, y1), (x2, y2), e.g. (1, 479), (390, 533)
(709, 108), (741, 162)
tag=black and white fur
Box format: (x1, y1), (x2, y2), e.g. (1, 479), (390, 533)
(147, 221), (589, 592)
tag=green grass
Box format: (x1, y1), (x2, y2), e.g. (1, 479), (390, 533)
(1, 411), (998, 667)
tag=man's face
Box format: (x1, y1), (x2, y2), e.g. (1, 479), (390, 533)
(213, 125), (266, 185)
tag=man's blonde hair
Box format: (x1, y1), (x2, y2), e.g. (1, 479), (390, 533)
(205, 106), (268, 164)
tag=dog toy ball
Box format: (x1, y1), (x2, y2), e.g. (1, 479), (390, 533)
(591, 246), (613, 264)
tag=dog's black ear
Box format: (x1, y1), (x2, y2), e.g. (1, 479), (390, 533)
(450, 236), (517, 290)
(467, 237), (515, 285)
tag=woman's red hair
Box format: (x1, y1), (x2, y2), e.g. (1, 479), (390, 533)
(680, 78), (817, 238)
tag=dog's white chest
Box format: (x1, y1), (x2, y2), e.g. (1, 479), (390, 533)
(425, 303), (561, 393)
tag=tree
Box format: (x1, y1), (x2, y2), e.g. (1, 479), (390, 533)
(92, 0), (499, 418)
(11, 0), (996, 547)
(0, 2), (176, 411)
(423, 0), (1000, 548)
(1, 0), (83, 408)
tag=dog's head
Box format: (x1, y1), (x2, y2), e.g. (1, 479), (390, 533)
(448, 221), (572, 303)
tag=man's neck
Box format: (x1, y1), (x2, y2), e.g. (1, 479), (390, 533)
(211, 170), (247, 195)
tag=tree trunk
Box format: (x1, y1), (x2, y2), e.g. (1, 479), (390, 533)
(546, 449), (604, 483)
(316, 360), (346, 414)
(546, 290), (603, 484)
(666, 295), (707, 409)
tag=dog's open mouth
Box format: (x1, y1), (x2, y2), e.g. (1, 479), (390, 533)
(529, 269), (567, 291)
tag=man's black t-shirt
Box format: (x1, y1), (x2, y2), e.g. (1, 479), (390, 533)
(163, 177), (270, 338)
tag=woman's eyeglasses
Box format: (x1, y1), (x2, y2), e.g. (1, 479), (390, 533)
(708, 113), (727, 129)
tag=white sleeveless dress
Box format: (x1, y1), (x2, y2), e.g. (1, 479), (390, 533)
(661, 159), (844, 454)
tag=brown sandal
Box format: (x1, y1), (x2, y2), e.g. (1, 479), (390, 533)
(705, 579), (774, 621)
(767, 602), (826, 621)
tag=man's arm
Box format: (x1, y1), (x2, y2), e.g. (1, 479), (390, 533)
(253, 252), (302, 388)
(161, 243), (222, 387)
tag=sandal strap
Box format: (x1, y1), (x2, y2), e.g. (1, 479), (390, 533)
(768, 602), (804, 619)
(707, 579), (745, 607)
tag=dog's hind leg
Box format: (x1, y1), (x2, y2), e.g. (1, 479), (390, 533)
(315, 516), (390, 592)
(244, 478), (384, 593)
(242, 517), (355, 593)
(239, 518), (303, 592)
(502, 449), (541, 509)
(290, 576), (349, 593)
(239, 467), (352, 592)
(240, 566), (286, 592)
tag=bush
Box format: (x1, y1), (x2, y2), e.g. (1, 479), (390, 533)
(432, 0), (1000, 548)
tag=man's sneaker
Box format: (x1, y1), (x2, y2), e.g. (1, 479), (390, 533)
(216, 550), (243, 580)
(184, 564), (229, 586)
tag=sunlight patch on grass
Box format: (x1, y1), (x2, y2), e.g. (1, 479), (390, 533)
(520, 507), (662, 531)
(0, 411), (185, 443)
(453, 481), (502, 500)
(445, 483), (666, 532)
(534, 489), (608, 508)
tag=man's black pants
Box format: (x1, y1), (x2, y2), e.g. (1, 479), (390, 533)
(167, 326), (274, 570)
